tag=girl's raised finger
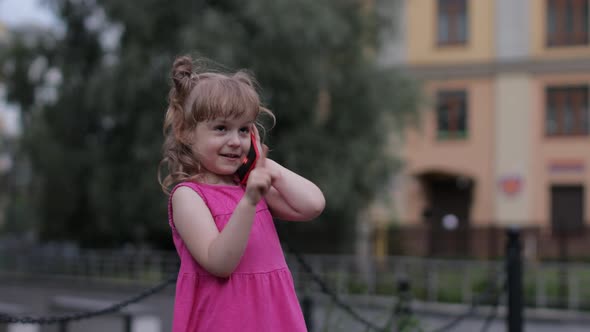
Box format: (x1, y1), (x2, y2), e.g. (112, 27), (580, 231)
(256, 144), (268, 168)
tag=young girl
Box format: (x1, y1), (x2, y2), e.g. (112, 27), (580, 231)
(159, 55), (325, 332)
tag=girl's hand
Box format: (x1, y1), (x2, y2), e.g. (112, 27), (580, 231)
(244, 144), (272, 206)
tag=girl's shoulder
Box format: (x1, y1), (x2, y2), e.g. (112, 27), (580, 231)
(171, 181), (254, 217)
(171, 181), (244, 204)
(170, 181), (202, 197)
(169, 181), (207, 206)
(173, 181), (244, 194)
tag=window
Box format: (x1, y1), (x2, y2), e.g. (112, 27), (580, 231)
(551, 185), (585, 233)
(547, 0), (589, 47)
(545, 86), (589, 136)
(437, 0), (468, 45)
(437, 90), (468, 139)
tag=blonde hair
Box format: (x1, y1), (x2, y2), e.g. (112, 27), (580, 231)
(158, 55), (274, 193)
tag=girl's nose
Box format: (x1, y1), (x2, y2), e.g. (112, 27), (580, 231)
(227, 132), (241, 146)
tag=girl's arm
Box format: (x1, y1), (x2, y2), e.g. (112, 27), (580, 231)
(249, 125), (325, 221)
(172, 151), (273, 278)
(264, 159), (326, 221)
(172, 188), (258, 278)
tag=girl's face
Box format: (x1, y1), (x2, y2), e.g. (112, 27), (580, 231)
(191, 113), (254, 185)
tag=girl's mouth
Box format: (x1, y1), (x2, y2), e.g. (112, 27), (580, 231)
(220, 153), (241, 159)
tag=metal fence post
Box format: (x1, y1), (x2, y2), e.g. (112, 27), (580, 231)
(395, 276), (413, 332)
(506, 227), (523, 332)
(123, 315), (132, 332)
(302, 295), (313, 332)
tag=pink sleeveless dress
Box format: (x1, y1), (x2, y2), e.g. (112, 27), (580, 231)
(168, 182), (307, 332)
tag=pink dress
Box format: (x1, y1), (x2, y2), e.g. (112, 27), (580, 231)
(168, 182), (307, 332)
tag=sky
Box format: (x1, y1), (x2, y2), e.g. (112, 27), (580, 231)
(0, 0), (58, 28)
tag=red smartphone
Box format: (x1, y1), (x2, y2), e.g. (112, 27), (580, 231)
(235, 132), (259, 185)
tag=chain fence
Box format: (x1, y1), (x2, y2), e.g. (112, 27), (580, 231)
(0, 246), (508, 332)
(0, 274), (177, 325)
(284, 237), (507, 332)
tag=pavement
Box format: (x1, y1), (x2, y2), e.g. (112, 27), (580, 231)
(308, 293), (590, 332)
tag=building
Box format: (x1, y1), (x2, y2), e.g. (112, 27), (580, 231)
(380, 0), (590, 259)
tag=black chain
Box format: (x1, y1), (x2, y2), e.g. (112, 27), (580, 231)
(284, 234), (506, 332)
(1, 248), (505, 332)
(287, 246), (389, 332)
(427, 272), (506, 332)
(0, 274), (177, 325)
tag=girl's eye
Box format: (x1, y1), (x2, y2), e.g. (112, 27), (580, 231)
(214, 126), (226, 131)
(239, 127), (250, 133)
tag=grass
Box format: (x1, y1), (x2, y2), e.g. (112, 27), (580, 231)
(303, 263), (590, 312)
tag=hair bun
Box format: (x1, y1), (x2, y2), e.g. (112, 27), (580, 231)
(171, 55), (194, 95)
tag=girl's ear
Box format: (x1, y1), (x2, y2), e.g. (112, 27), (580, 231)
(177, 130), (194, 146)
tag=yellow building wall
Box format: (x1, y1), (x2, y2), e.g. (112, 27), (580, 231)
(494, 74), (533, 225)
(531, 74), (590, 226)
(406, 0), (495, 65)
(530, 0), (590, 59)
(401, 79), (495, 225)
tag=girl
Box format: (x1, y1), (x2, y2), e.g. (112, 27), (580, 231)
(159, 55), (325, 332)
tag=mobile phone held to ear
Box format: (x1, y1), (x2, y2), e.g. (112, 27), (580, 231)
(235, 132), (259, 185)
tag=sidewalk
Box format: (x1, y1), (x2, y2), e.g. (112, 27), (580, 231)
(308, 293), (590, 332)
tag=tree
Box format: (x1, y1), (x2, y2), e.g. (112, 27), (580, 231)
(1, 0), (419, 251)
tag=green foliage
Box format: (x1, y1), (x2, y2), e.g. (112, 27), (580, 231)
(395, 316), (425, 332)
(1, 0), (420, 249)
